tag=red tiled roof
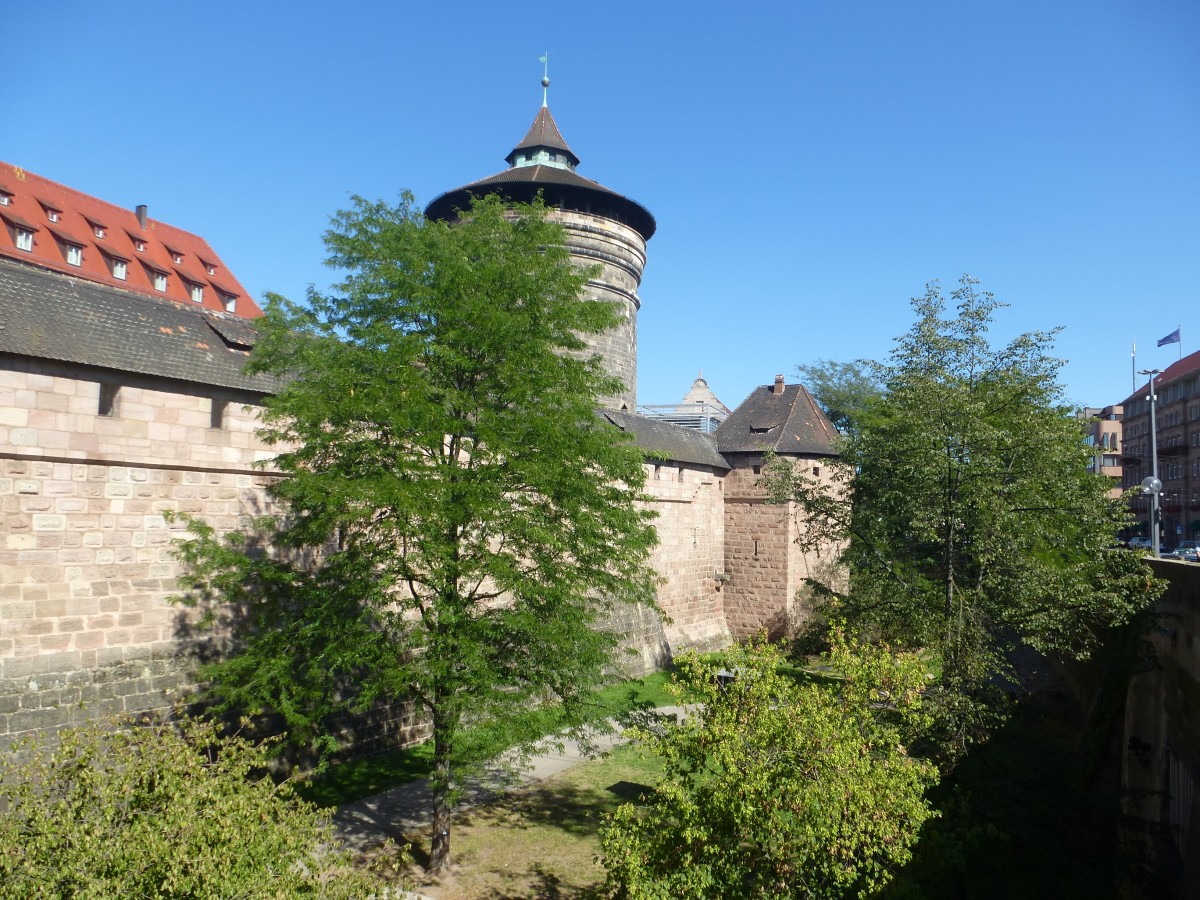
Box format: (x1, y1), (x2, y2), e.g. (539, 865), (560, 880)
(1121, 348), (1200, 406)
(0, 209), (40, 232)
(0, 162), (260, 318)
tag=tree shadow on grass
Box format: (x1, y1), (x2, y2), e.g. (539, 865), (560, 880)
(454, 778), (618, 837)
(401, 774), (652, 896)
(472, 866), (608, 900)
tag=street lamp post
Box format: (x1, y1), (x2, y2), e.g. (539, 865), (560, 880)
(1139, 369), (1163, 556)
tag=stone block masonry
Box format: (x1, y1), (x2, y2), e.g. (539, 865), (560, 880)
(642, 460), (730, 653)
(556, 210), (646, 411)
(0, 366), (285, 751)
(722, 456), (844, 639)
(1, 364), (737, 750)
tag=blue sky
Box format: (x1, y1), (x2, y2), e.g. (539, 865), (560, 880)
(8, 1), (1198, 411)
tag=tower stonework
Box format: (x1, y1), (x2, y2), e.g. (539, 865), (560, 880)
(426, 104), (654, 411)
(553, 209), (644, 409)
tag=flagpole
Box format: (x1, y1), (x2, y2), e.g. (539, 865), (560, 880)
(1132, 341), (1137, 393)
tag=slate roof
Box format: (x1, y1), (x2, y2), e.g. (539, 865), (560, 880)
(425, 106), (656, 242)
(602, 408), (729, 470)
(427, 164), (656, 242)
(0, 257), (277, 394)
(715, 382), (839, 457)
(507, 106), (579, 166)
(0, 162), (258, 317)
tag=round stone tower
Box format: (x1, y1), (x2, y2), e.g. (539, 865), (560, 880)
(425, 97), (655, 411)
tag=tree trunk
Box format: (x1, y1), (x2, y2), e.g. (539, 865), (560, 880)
(428, 701), (454, 875)
(429, 783), (452, 875)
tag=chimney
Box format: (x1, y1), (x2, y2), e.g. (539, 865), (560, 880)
(135, 205), (147, 230)
(772, 373), (785, 395)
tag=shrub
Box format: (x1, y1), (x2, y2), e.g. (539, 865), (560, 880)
(600, 633), (938, 899)
(0, 716), (389, 899)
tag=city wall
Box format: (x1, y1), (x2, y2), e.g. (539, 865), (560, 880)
(1121, 558), (1200, 896)
(1, 364), (729, 750)
(722, 455), (841, 639)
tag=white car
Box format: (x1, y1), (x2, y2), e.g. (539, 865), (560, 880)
(1127, 537), (1153, 551)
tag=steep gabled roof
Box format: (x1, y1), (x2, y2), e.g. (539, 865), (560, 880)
(0, 162), (259, 317)
(0, 257), (276, 393)
(715, 380), (839, 456)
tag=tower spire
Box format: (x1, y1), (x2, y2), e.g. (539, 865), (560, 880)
(539, 52), (551, 107)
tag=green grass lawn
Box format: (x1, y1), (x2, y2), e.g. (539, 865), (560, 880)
(299, 672), (680, 808)
(403, 740), (664, 899)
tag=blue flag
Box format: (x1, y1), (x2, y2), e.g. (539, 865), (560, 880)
(1158, 328), (1181, 347)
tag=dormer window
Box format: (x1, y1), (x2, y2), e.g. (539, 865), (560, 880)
(153, 272), (168, 292)
(190, 283), (203, 303)
(46, 209), (60, 223)
(135, 239), (145, 252)
(171, 252), (183, 264)
(15, 228), (33, 251)
(100, 245), (129, 280)
(94, 226), (105, 238)
(205, 264), (216, 275)
(66, 244), (83, 266)
(222, 293), (237, 313)
(0, 191), (10, 207)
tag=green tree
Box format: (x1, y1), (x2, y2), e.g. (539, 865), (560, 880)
(769, 276), (1158, 752)
(172, 193), (660, 874)
(0, 717), (389, 899)
(795, 358), (883, 435)
(599, 634), (938, 899)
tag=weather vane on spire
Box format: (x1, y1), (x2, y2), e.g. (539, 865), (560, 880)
(539, 52), (551, 107)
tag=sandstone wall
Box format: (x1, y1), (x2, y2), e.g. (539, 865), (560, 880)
(722, 454), (841, 640)
(784, 459), (845, 634)
(723, 464), (791, 639)
(1121, 558), (1200, 893)
(555, 211), (645, 411)
(642, 459), (729, 655)
(0, 364), (289, 751)
(1, 361), (732, 749)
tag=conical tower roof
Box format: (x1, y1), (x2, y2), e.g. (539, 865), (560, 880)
(506, 106), (579, 168)
(426, 104), (655, 241)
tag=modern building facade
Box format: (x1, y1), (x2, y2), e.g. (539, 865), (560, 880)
(1082, 404), (1124, 499)
(1120, 352), (1200, 548)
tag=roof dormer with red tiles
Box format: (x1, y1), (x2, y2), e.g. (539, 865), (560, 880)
(0, 162), (261, 318)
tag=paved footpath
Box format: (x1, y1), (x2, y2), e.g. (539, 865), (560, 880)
(333, 706), (684, 855)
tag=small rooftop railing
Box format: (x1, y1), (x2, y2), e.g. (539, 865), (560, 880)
(637, 403), (728, 434)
